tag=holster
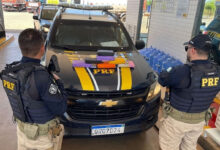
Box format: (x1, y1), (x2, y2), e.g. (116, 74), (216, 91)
(205, 108), (213, 125)
(162, 101), (172, 119)
(48, 124), (64, 150)
(48, 124), (62, 139)
(16, 118), (60, 140)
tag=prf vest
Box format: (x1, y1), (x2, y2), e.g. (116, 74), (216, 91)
(0, 62), (55, 123)
(170, 62), (220, 113)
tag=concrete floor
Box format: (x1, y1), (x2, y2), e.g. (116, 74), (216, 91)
(0, 32), (21, 150)
(0, 32), (160, 150)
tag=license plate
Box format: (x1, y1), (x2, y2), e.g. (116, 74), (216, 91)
(91, 124), (125, 136)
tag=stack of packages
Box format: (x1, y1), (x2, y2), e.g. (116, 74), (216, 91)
(72, 50), (135, 68)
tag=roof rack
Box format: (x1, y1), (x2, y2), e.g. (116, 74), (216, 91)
(58, 3), (113, 11)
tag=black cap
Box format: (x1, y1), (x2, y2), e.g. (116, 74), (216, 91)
(184, 34), (212, 51)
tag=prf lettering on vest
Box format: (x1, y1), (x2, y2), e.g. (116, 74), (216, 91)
(202, 77), (219, 87)
(3, 80), (15, 91)
(93, 69), (115, 75)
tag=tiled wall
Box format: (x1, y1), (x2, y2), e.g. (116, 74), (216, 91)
(147, 0), (200, 62)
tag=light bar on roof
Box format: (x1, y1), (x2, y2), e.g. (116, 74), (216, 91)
(58, 3), (113, 10)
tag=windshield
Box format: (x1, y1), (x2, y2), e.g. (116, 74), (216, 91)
(51, 20), (131, 50)
(41, 9), (58, 20)
(206, 17), (220, 33)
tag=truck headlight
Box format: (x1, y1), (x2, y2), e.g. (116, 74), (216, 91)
(146, 82), (161, 101)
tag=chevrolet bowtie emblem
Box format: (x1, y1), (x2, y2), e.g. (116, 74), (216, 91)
(99, 100), (118, 107)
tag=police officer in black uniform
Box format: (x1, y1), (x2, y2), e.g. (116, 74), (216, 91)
(0, 29), (67, 150)
(158, 34), (220, 150)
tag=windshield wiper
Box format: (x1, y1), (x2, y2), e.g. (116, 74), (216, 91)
(51, 44), (131, 51)
(52, 44), (75, 50)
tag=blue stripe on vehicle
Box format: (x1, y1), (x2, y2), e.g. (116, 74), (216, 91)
(92, 124), (124, 129)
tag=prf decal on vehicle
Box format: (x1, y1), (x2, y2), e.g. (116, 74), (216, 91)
(3, 80), (15, 91)
(93, 69), (115, 75)
(201, 77), (219, 87)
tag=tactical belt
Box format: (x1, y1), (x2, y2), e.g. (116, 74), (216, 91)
(16, 118), (59, 136)
(169, 106), (206, 124)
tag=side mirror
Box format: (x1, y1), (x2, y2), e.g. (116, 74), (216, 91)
(135, 40), (145, 50)
(33, 16), (38, 20)
(42, 24), (50, 33)
(48, 55), (60, 73)
(42, 24), (50, 28)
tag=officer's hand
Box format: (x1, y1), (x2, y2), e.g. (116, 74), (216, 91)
(52, 73), (60, 80)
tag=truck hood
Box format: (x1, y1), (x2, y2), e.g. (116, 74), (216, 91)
(45, 48), (155, 92)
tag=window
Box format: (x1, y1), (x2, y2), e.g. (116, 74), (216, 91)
(41, 9), (58, 20)
(52, 20), (130, 50)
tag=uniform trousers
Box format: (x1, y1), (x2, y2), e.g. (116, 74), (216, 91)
(159, 116), (205, 150)
(17, 124), (64, 150)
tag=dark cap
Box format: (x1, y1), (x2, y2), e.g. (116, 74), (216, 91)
(184, 34), (212, 51)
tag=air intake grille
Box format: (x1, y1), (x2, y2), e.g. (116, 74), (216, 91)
(67, 104), (144, 121)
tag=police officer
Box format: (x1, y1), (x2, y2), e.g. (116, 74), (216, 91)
(158, 34), (220, 150)
(0, 29), (67, 150)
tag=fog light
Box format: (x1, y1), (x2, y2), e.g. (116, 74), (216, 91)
(67, 100), (75, 105)
(136, 98), (144, 103)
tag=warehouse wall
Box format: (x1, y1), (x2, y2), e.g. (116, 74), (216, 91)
(147, 0), (203, 62)
(0, 1), (5, 38)
(125, 0), (141, 42)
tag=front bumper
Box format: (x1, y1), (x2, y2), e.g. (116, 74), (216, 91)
(61, 94), (160, 137)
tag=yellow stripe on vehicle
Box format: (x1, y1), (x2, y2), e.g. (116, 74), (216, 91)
(216, 33), (220, 39)
(64, 51), (73, 53)
(75, 67), (95, 91)
(120, 67), (132, 90)
(208, 31), (220, 39)
(47, 0), (59, 5)
(65, 54), (79, 58)
(68, 58), (79, 63)
(65, 53), (80, 63)
(66, 57), (79, 63)
(47, 0), (59, 4)
(0, 37), (6, 45)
